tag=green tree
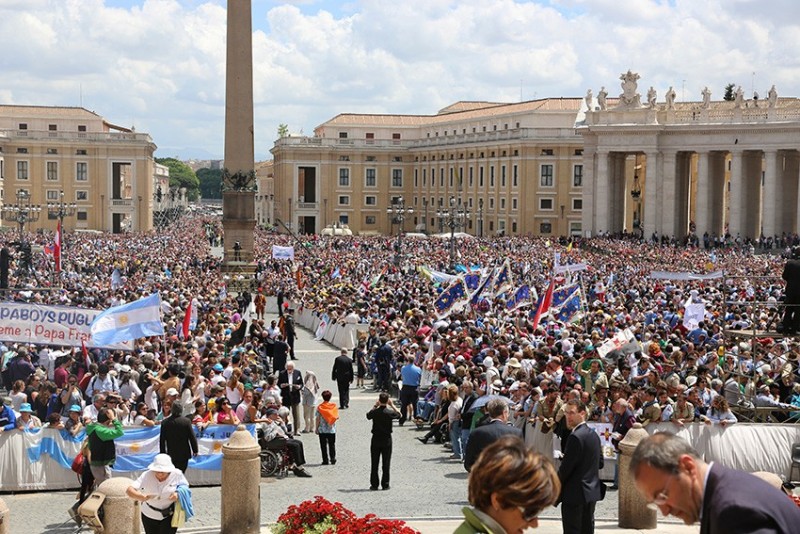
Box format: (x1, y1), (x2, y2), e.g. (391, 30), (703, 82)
(277, 123), (289, 138)
(197, 167), (223, 199)
(723, 83), (736, 101)
(155, 157), (200, 200)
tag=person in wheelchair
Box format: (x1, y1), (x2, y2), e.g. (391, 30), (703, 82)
(263, 408), (312, 477)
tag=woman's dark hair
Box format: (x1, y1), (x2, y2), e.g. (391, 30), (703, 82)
(321, 390), (332, 401)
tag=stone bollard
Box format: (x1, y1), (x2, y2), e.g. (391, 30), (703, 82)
(94, 477), (140, 534)
(0, 496), (8, 534)
(617, 423), (657, 529)
(221, 424), (261, 533)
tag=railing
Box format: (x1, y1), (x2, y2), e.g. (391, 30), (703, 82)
(5, 129), (153, 143)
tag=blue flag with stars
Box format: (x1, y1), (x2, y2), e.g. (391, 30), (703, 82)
(552, 284), (582, 323)
(434, 277), (469, 319)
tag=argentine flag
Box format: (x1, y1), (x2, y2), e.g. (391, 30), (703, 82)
(90, 293), (165, 345)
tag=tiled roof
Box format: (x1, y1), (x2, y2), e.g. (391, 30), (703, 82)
(0, 105), (102, 119)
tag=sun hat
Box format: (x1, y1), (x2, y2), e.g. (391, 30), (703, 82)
(165, 388), (179, 397)
(147, 453), (177, 473)
(69, 405), (82, 413)
(19, 403), (33, 413)
(506, 357), (522, 368)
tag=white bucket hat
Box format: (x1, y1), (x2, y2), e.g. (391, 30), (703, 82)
(147, 454), (177, 473)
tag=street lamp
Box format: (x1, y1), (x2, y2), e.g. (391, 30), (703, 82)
(47, 190), (77, 225)
(387, 197), (413, 265)
(422, 198), (429, 235)
(437, 195), (470, 271)
(1, 190), (42, 275)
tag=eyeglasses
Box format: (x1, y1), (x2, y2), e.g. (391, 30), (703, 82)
(516, 506), (540, 522)
(645, 475), (674, 510)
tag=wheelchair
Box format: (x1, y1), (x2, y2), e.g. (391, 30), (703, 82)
(258, 434), (292, 478)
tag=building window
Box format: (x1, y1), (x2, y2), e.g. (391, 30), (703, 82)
(76, 190), (88, 201)
(414, 169), (418, 188)
(366, 155), (376, 162)
(569, 222), (582, 235)
(393, 156), (402, 162)
(540, 164), (554, 187)
(339, 214), (349, 224)
(16, 148), (27, 153)
(338, 155), (350, 161)
(573, 164), (583, 187)
(339, 168), (350, 187)
(78, 125), (87, 132)
(46, 190), (60, 201)
(392, 169), (403, 188)
(76, 149), (87, 155)
(365, 168), (376, 187)
(17, 161), (28, 180)
(500, 198), (506, 210)
(47, 148), (58, 154)
(439, 168), (444, 187)
(18, 123), (27, 130)
(572, 198), (583, 211)
(479, 167), (484, 187)
(489, 198), (495, 209)
(468, 167), (474, 187)
(449, 168), (454, 188)
(365, 195), (377, 206)
(501, 165), (506, 187)
(540, 222), (552, 234)
(540, 198), (554, 210)
(46, 161), (58, 181)
(541, 149), (554, 156)
(512, 165), (518, 187)
(422, 169), (426, 187)
(512, 221), (517, 233)
(490, 166), (495, 187)
(392, 133), (401, 140)
(365, 215), (376, 225)
(338, 132), (348, 139)
(338, 195), (350, 205)
(366, 132), (374, 143)
(512, 198), (518, 210)
(49, 124), (57, 131)
(77, 211), (88, 221)
(76, 162), (88, 181)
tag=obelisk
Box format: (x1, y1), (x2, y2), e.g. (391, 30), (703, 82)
(222, 0), (256, 265)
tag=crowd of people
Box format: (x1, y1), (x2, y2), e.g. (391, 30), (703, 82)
(1, 214), (800, 530)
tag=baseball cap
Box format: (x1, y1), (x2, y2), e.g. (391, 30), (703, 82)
(166, 388), (179, 397)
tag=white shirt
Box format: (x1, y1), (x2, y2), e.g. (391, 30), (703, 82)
(132, 470), (189, 521)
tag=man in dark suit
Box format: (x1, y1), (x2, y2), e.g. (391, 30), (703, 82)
(632, 433), (800, 533)
(331, 348), (354, 409)
(558, 399), (604, 534)
(278, 361), (303, 434)
(272, 334), (290, 373)
(366, 392), (400, 490)
(159, 403), (198, 472)
(283, 308), (298, 360)
(463, 398), (521, 472)
(781, 248), (800, 333)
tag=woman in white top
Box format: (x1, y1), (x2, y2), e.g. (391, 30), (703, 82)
(446, 384), (464, 460)
(301, 370), (320, 433)
(118, 370), (142, 404)
(224, 368), (245, 407)
(126, 454), (189, 534)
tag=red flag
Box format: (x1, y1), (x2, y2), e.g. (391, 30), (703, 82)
(81, 339), (90, 368)
(54, 220), (62, 273)
(531, 278), (555, 331)
(182, 299), (193, 339)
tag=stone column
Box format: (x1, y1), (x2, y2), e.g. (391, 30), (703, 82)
(595, 151), (610, 234)
(695, 151), (711, 240)
(728, 150), (743, 238)
(222, 0), (256, 264)
(221, 425), (261, 533)
(95, 478), (140, 534)
(0, 497), (8, 534)
(660, 151), (677, 238)
(581, 148), (595, 238)
(643, 151), (658, 240)
(762, 149), (779, 238)
(617, 423), (657, 529)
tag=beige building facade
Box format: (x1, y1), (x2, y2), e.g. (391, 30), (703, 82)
(271, 100), (586, 236)
(0, 105), (156, 233)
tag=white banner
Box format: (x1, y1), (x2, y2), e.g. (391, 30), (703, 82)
(554, 262), (588, 274)
(0, 302), (131, 350)
(649, 270), (723, 280)
(272, 245), (295, 260)
(683, 303), (706, 330)
(596, 328), (635, 358)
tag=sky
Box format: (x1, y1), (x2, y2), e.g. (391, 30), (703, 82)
(2, 0), (800, 161)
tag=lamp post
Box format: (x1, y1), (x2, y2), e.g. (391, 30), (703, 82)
(437, 195), (470, 272)
(1, 190), (42, 275)
(387, 197), (413, 265)
(46, 190), (77, 269)
(422, 198), (429, 235)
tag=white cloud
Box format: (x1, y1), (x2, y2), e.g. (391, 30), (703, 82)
(0, 0), (799, 159)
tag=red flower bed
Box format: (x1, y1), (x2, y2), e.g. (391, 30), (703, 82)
(275, 496), (419, 534)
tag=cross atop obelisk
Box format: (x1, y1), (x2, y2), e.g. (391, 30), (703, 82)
(222, 0), (256, 265)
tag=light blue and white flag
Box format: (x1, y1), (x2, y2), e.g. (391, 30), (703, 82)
(90, 293), (165, 345)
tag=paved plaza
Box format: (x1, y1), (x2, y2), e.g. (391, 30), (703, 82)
(3, 318), (698, 533)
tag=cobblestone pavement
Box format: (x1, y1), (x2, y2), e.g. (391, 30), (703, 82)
(3, 315), (693, 533)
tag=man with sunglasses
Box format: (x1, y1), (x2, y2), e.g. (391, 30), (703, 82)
(631, 433), (800, 533)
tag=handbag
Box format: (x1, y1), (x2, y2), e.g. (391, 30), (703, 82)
(70, 452), (84, 475)
(171, 500), (186, 528)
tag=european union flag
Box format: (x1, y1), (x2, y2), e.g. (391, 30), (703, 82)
(506, 285), (534, 311)
(464, 273), (481, 290)
(492, 259), (514, 296)
(434, 278), (469, 319)
(552, 285), (583, 323)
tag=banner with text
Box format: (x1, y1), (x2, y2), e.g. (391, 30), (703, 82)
(0, 302), (131, 350)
